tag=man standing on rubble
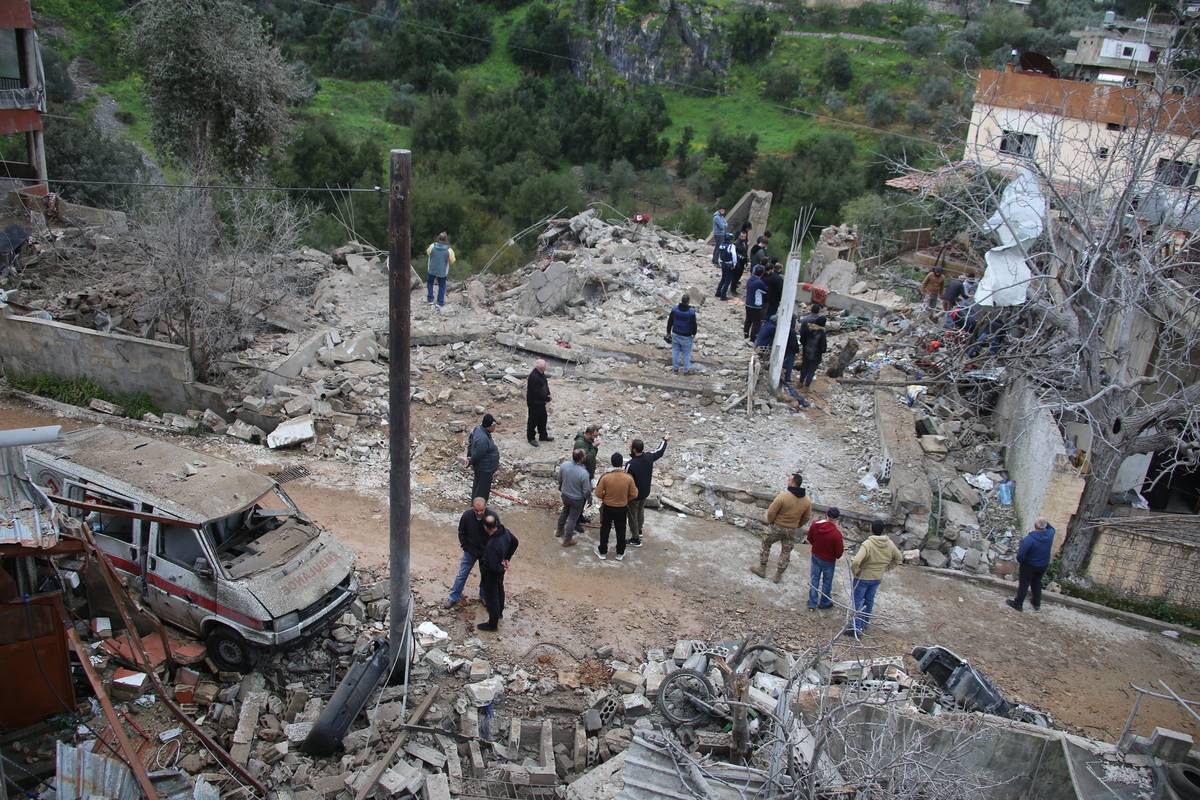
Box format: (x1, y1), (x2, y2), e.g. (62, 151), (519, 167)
(446, 497), (491, 608)
(711, 207), (727, 265)
(594, 453), (638, 561)
(764, 260), (785, 319)
(806, 508), (844, 610)
(715, 234), (738, 300)
(920, 266), (945, 310)
(1006, 517), (1054, 613)
(525, 359), (554, 447)
(574, 425), (600, 480)
(730, 227), (750, 297)
(425, 231), (455, 307)
(477, 512), (518, 632)
(467, 414), (500, 502)
(797, 306), (828, 389)
(666, 294), (698, 375)
(625, 436), (668, 548)
(754, 473), (812, 583)
(556, 449), (590, 546)
(744, 265), (767, 343)
(845, 520), (902, 638)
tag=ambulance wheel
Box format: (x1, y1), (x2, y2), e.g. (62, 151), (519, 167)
(206, 626), (254, 672)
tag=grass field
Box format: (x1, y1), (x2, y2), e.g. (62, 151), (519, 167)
(460, 5), (527, 90)
(304, 78), (412, 149)
(96, 76), (157, 155)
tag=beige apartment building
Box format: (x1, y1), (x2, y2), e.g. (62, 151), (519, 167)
(965, 67), (1200, 199)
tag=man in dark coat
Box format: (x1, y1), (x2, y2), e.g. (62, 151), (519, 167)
(764, 261), (785, 318)
(467, 414), (500, 502)
(477, 512), (519, 631)
(525, 359), (554, 447)
(797, 305), (828, 388)
(730, 228), (749, 297)
(1007, 518), (1055, 612)
(624, 436), (668, 547)
(445, 497), (491, 608)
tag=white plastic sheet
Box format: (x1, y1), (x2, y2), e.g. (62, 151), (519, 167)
(976, 167), (1047, 307)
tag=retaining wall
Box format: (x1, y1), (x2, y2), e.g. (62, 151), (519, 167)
(0, 310), (224, 413)
(993, 379), (1085, 553)
(1086, 518), (1200, 608)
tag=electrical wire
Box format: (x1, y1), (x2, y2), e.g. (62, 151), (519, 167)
(45, 177), (385, 194)
(0, 750), (57, 797)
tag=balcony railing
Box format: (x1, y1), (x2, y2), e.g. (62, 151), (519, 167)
(0, 83), (44, 111)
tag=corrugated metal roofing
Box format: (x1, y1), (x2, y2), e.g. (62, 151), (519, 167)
(616, 734), (772, 800)
(55, 740), (140, 800)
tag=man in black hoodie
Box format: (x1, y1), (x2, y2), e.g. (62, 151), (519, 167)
(625, 435), (669, 547)
(477, 512), (519, 632)
(764, 261), (785, 318)
(797, 306), (828, 388)
(525, 359), (554, 447)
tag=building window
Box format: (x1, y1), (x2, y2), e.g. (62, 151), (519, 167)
(1121, 45), (1136, 57)
(1098, 147), (1110, 159)
(999, 130), (1037, 158)
(1155, 158), (1198, 187)
(1106, 122), (1127, 132)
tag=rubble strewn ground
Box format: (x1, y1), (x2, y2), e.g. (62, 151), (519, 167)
(2, 210), (1199, 796)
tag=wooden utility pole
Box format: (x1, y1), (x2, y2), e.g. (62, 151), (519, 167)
(388, 149), (413, 670)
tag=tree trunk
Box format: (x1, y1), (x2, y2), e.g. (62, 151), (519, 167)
(1058, 441), (1124, 575)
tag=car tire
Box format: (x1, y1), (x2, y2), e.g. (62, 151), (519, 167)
(206, 626), (254, 673)
(1167, 764), (1200, 800)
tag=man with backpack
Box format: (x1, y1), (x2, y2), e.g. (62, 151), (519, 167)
(743, 265), (768, 342)
(715, 234), (738, 300)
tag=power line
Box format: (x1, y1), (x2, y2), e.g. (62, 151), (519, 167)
(47, 177), (384, 194)
(284, 0), (946, 148)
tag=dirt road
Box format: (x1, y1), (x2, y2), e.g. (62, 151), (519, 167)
(3, 398), (1196, 743)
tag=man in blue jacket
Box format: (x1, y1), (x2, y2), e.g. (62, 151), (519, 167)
(1007, 517), (1055, 612)
(666, 295), (698, 375)
(743, 265), (768, 342)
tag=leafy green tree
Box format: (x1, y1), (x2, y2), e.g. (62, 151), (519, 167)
(413, 92), (463, 153)
(509, 1), (571, 73)
(509, 171), (583, 228)
(606, 158), (636, 203)
(127, 0), (309, 174)
(43, 116), (148, 209)
(704, 127), (758, 195)
(824, 91), (846, 114)
(839, 192), (913, 257)
(674, 126), (694, 177)
(386, 1), (491, 87)
(975, 5), (1030, 54)
(906, 102), (932, 129)
(902, 25), (940, 56)
(763, 66), (803, 103)
(822, 48), (853, 90)
(727, 7), (780, 63)
(385, 83), (420, 124)
(919, 75), (955, 109)
(41, 45), (76, 104)
(866, 90), (897, 126)
(944, 36), (980, 68)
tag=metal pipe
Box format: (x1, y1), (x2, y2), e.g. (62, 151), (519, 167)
(388, 149), (413, 671)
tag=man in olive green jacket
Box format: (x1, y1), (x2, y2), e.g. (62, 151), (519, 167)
(844, 520), (902, 638)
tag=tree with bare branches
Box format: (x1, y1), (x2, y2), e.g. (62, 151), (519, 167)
(899, 24), (1200, 575)
(130, 181), (311, 381)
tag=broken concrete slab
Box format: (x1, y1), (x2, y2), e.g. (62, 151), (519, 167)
(566, 750), (626, 800)
(496, 331), (589, 364)
(262, 328), (335, 393)
(267, 414), (315, 449)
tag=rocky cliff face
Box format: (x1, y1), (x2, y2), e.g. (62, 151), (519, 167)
(569, 0), (728, 87)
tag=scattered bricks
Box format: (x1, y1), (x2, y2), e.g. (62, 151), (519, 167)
(509, 718), (522, 754)
(611, 671), (644, 693)
(573, 722), (587, 770)
(622, 693), (650, 717)
(177, 667), (200, 686)
(404, 741), (447, 770)
(263, 742), (288, 765)
(695, 731), (733, 756)
(595, 644), (614, 658)
(379, 769), (408, 796)
(424, 772), (452, 800)
(259, 714), (282, 742)
(89, 398), (124, 416)
(174, 685), (194, 704)
(201, 409), (227, 433)
(903, 548), (921, 564)
(311, 774), (346, 798)
(527, 763), (557, 787)
(540, 719), (554, 768)
(436, 735), (463, 794)
(109, 670), (148, 702)
(592, 694), (620, 726)
(582, 708), (602, 734)
(645, 648), (665, 662)
(644, 673), (663, 699)
(555, 752), (574, 778)
(462, 707), (479, 738)
(604, 728), (632, 755)
(284, 683), (309, 723)
(468, 740), (485, 778)
(501, 764), (531, 785)
(284, 722), (313, 744)
(672, 640), (694, 664)
(231, 692), (266, 764)
(470, 658), (492, 681)
(367, 599), (390, 621)
(227, 420), (266, 444)
(921, 549), (948, 569)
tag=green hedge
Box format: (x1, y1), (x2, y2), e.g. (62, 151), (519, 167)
(7, 374), (161, 421)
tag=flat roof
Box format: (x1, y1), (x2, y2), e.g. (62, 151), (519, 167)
(974, 69), (1200, 138)
(31, 426), (275, 523)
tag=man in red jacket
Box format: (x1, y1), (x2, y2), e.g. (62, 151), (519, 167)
(806, 507), (845, 610)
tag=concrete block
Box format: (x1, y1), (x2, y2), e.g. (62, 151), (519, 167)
(921, 549), (948, 568)
(611, 670), (644, 693)
(267, 414), (315, 449)
(404, 741), (447, 769)
(1150, 727), (1193, 762)
(424, 773), (451, 800)
(582, 708), (603, 734)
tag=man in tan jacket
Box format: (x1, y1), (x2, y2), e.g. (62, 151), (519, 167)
(844, 520), (902, 638)
(754, 473), (813, 582)
(594, 452), (638, 561)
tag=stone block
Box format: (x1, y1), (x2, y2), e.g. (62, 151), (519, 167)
(582, 708), (603, 734)
(267, 414), (316, 449)
(611, 670), (644, 693)
(920, 549), (948, 568)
